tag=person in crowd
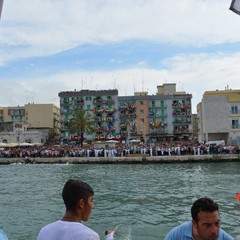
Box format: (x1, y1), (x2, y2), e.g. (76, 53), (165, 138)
(37, 179), (100, 240)
(164, 197), (234, 240)
(105, 225), (119, 240)
(0, 230), (8, 240)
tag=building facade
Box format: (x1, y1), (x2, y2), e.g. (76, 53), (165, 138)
(0, 104), (60, 144)
(119, 84), (192, 143)
(59, 84), (192, 143)
(197, 88), (240, 145)
(58, 89), (119, 141)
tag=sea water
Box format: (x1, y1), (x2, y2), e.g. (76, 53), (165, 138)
(0, 162), (239, 240)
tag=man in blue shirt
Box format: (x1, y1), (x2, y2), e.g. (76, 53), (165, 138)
(164, 197), (234, 240)
(0, 230), (8, 240)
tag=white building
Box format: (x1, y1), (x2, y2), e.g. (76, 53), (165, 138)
(197, 88), (240, 146)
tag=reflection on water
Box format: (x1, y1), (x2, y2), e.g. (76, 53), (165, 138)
(0, 162), (240, 240)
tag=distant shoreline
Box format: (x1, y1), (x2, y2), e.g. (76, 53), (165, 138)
(0, 154), (240, 164)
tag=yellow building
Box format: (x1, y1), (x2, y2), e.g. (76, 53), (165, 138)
(0, 103), (60, 144)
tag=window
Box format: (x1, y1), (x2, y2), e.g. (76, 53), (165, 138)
(85, 96), (92, 101)
(161, 100), (164, 107)
(140, 101), (144, 105)
(86, 105), (91, 111)
(152, 101), (155, 107)
(140, 109), (144, 114)
(140, 118), (144, 123)
(120, 101), (125, 106)
(232, 119), (239, 129)
(231, 106), (238, 114)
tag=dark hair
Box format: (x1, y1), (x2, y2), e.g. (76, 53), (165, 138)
(62, 179), (94, 210)
(105, 230), (108, 235)
(191, 197), (219, 222)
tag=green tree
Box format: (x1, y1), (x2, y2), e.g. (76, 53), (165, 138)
(69, 109), (95, 147)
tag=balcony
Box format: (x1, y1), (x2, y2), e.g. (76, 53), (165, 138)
(172, 110), (191, 117)
(119, 104), (136, 110)
(173, 126), (189, 134)
(94, 116), (116, 122)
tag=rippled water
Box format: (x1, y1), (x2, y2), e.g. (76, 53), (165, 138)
(0, 162), (240, 240)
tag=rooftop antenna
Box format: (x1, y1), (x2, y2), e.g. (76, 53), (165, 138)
(113, 75), (117, 89)
(90, 77), (94, 89)
(31, 92), (34, 104)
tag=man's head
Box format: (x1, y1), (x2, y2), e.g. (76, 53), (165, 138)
(191, 197), (220, 240)
(62, 179), (94, 211)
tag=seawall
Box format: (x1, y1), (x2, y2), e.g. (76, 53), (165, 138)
(0, 154), (240, 164)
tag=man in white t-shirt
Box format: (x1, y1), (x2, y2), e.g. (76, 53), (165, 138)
(105, 225), (119, 240)
(37, 179), (100, 240)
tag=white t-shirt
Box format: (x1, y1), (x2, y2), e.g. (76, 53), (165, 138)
(37, 220), (100, 240)
(106, 231), (114, 240)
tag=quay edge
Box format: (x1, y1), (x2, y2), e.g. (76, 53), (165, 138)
(0, 154), (240, 164)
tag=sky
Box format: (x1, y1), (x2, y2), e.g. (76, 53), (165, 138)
(1, 0), (240, 113)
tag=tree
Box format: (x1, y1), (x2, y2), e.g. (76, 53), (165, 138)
(68, 109), (95, 147)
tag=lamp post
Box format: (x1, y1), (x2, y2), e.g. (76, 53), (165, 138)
(16, 128), (22, 147)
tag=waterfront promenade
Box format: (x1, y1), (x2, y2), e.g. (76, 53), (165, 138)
(0, 154), (240, 164)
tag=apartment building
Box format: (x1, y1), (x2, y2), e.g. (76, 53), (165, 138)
(58, 84), (192, 143)
(197, 88), (240, 145)
(119, 84), (192, 143)
(58, 89), (119, 141)
(0, 104), (60, 144)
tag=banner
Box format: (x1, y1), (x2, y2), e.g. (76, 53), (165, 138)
(230, 0), (240, 15)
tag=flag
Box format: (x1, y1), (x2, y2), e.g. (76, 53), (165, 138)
(230, 0), (240, 15)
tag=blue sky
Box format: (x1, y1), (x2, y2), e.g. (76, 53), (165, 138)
(1, 0), (240, 113)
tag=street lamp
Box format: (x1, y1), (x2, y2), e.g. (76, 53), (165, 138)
(16, 128), (22, 147)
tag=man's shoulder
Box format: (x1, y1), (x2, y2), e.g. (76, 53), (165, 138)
(164, 221), (192, 240)
(219, 228), (234, 240)
(76, 223), (100, 239)
(170, 221), (192, 231)
(38, 221), (100, 240)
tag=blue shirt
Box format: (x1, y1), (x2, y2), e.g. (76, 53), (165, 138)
(164, 221), (234, 240)
(0, 230), (8, 240)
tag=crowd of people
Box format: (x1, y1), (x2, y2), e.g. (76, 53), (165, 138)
(0, 140), (239, 159)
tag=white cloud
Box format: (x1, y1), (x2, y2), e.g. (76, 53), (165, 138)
(1, 51), (240, 113)
(1, 0), (240, 114)
(1, 0), (240, 64)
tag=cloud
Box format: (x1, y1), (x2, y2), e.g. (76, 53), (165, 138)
(1, 0), (240, 114)
(1, 0), (240, 63)
(1, 50), (240, 113)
